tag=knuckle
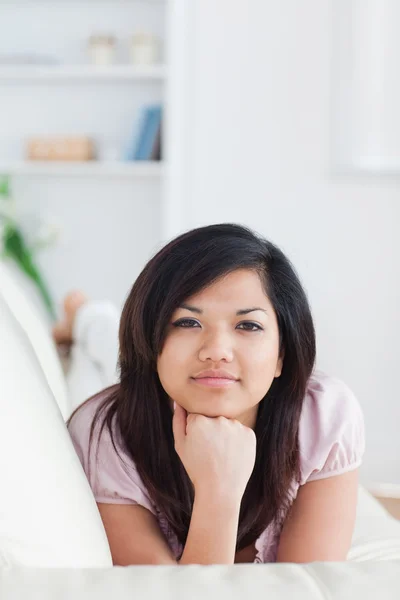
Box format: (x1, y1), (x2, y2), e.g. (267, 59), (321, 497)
(195, 414), (207, 426)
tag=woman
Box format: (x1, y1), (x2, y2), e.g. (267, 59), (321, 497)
(67, 223), (365, 565)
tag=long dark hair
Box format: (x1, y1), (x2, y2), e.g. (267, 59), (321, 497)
(68, 223), (316, 552)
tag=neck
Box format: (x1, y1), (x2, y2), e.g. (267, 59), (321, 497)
(236, 405), (258, 430)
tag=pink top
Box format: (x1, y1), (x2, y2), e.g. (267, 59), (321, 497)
(68, 370), (365, 563)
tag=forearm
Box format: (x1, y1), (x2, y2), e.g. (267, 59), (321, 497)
(178, 492), (240, 565)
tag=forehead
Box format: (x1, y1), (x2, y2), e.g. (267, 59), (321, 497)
(186, 269), (270, 306)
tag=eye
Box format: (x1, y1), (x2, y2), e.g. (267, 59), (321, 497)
(172, 318), (200, 328)
(236, 321), (263, 332)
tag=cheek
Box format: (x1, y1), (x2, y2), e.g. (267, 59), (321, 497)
(242, 336), (281, 383)
(157, 353), (173, 397)
(157, 338), (191, 389)
(245, 349), (277, 375)
(159, 336), (194, 369)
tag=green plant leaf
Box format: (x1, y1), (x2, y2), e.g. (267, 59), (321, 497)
(3, 223), (56, 321)
(0, 176), (10, 198)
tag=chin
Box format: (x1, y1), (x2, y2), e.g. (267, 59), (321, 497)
(186, 396), (242, 419)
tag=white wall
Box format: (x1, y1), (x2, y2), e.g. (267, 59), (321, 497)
(181, 0), (400, 484)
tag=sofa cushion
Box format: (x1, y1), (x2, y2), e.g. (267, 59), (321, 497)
(0, 260), (69, 418)
(0, 560), (399, 598)
(0, 294), (112, 567)
(348, 487), (400, 561)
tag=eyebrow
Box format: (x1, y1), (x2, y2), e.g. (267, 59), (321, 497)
(179, 303), (268, 316)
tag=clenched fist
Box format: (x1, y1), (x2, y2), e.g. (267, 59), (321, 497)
(172, 403), (256, 503)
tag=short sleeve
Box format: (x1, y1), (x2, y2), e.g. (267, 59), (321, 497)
(299, 370), (365, 485)
(67, 395), (156, 514)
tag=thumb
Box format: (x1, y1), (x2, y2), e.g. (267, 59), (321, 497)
(172, 402), (187, 446)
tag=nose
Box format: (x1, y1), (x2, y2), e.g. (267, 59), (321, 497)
(198, 330), (234, 363)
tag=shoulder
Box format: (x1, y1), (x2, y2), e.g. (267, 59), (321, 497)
(299, 370), (365, 485)
(67, 389), (118, 463)
(67, 389), (156, 512)
(67, 389), (127, 484)
(67, 392), (106, 467)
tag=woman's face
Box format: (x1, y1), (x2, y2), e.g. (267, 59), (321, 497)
(157, 269), (283, 428)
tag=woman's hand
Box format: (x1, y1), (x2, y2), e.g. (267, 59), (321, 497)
(172, 403), (256, 503)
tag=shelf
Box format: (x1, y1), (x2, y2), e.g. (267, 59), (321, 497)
(0, 64), (166, 82)
(0, 161), (164, 177)
(0, 1), (165, 3)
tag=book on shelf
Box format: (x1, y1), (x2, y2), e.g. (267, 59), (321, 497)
(125, 104), (162, 162)
(150, 118), (162, 161)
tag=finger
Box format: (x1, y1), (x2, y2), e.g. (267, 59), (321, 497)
(172, 402), (187, 445)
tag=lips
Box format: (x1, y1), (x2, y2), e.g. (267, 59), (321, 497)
(192, 369), (239, 381)
(191, 370), (239, 388)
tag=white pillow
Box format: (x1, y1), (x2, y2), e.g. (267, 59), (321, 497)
(0, 260), (70, 418)
(0, 294), (112, 567)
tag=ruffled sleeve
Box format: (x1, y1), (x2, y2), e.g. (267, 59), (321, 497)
(68, 395), (156, 514)
(299, 370), (365, 485)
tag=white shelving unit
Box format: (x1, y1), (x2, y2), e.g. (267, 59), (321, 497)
(0, 0), (167, 177)
(0, 64), (166, 82)
(0, 0), (187, 308)
(0, 0), (190, 308)
(0, 60), (165, 176)
(0, 160), (164, 177)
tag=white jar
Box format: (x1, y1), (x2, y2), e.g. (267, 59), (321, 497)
(88, 35), (116, 66)
(129, 33), (159, 65)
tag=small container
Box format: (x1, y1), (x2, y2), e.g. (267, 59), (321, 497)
(129, 32), (159, 65)
(27, 136), (95, 161)
(88, 34), (116, 66)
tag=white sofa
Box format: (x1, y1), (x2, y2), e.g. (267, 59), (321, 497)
(1, 261), (400, 598)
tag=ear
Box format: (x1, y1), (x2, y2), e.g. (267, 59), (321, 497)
(274, 353), (284, 378)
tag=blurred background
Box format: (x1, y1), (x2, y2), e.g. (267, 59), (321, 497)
(0, 0), (399, 490)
